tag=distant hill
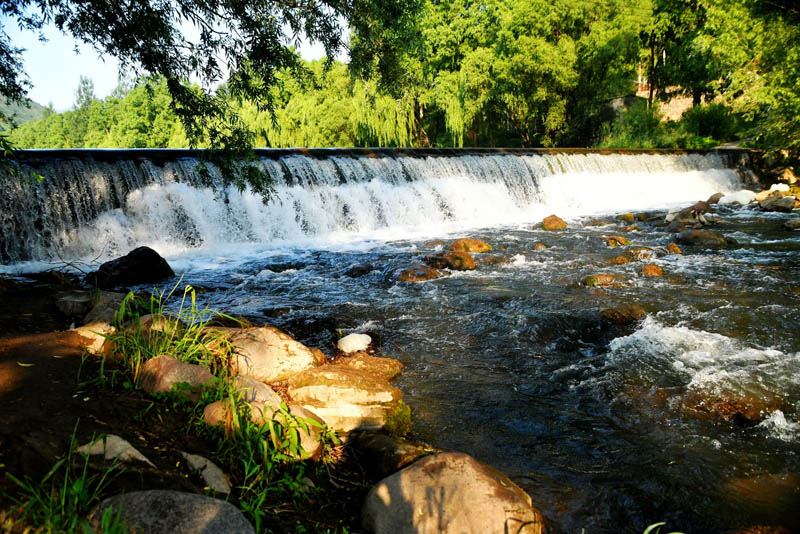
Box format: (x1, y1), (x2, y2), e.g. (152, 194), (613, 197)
(0, 97), (49, 131)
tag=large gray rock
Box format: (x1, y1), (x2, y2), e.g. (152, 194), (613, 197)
(675, 229), (729, 249)
(760, 195), (796, 212)
(85, 246), (175, 289)
(362, 452), (546, 534)
(288, 366), (408, 436)
(139, 355), (214, 401)
(227, 326), (325, 382)
(92, 490), (254, 534)
(56, 291), (95, 318)
(783, 217), (800, 230)
(234, 375), (281, 404)
(179, 452), (230, 495)
(83, 291), (127, 325)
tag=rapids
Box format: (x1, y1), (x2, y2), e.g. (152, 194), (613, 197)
(2, 148), (798, 533)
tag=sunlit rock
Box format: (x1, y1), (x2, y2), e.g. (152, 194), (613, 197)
(139, 355), (214, 401)
(641, 264), (663, 277)
(449, 238), (492, 252)
(226, 326), (325, 382)
(397, 266), (440, 282)
(600, 304), (647, 325)
(333, 351), (404, 380)
(676, 229), (729, 249)
(423, 251), (476, 271)
(77, 435), (154, 467)
(541, 214), (567, 231)
(338, 333), (372, 354)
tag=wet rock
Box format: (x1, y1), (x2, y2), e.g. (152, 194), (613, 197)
(666, 220), (689, 233)
(608, 255), (629, 265)
(345, 264), (374, 278)
(83, 291), (127, 325)
(55, 291), (95, 318)
(783, 217), (800, 230)
(725, 473), (800, 531)
(585, 219), (609, 226)
(338, 333), (372, 354)
(23, 270), (77, 288)
(288, 366), (408, 436)
(603, 236), (631, 247)
(424, 251), (476, 271)
(85, 246), (174, 290)
(707, 192), (725, 204)
(449, 238), (492, 253)
(541, 214), (567, 231)
(666, 201), (715, 226)
(179, 452), (230, 495)
(621, 225), (640, 232)
(581, 274), (616, 287)
(619, 212), (635, 223)
(600, 304), (647, 325)
(532, 243), (547, 251)
(626, 247), (656, 261)
(760, 195), (796, 212)
(683, 387), (787, 423)
(641, 264), (663, 277)
(92, 490), (254, 534)
(397, 266), (440, 282)
(479, 254), (512, 266)
(351, 432), (427, 477)
(334, 351), (404, 380)
(719, 190), (757, 206)
(226, 326), (326, 383)
(666, 242), (683, 255)
(139, 355), (214, 401)
(77, 435), (154, 467)
(676, 229), (729, 249)
(233, 375), (280, 404)
(362, 452), (546, 534)
(423, 240), (446, 248)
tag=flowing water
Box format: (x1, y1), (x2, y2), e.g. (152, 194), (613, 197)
(2, 149), (799, 533)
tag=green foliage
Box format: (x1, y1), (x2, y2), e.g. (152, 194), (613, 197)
(3, 430), (125, 534)
(680, 102), (736, 140)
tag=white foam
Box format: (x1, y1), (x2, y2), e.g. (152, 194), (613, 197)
(758, 411), (800, 442)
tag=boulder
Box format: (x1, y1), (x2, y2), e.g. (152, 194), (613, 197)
(607, 255), (629, 265)
(666, 242), (683, 255)
(345, 264), (375, 278)
(398, 266), (440, 283)
(423, 251), (476, 271)
(683, 387), (787, 424)
(86, 246), (174, 289)
(478, 255), (512, 266)
(226, 326), (325, 383)
(676, 229), (729, 249)
(234, 375), (281, 404)
(707, 192), (725, 204)
(449, 238), (492, 253)
(665, 220), (689, 233)
(600, 304), (647, 325)
(541, 214), (567, 231)
(83, 291), (127, 325)
(350, 432), (427, 477)
(618, 212), (635, 223)
(783, 218), (800, 231)
(71, 321), (115, 355)
(91, 490), (255, 534)
(641, 264), (663, 277)
(179, 452), (230, 495)
(581, 274), (616, 287)
(55, 291), (95, 318)
(77, 435), (154, 467)
(719, 189), (757, 205)
(333, 351), (405, 380)
(338, 333), (372, 354)
(603, 236), (631, 247)
(760, 195), (796, 212)
(288, 366), (408, 436)
(139, 355), (214, 401)
(362, 452), (546, 534)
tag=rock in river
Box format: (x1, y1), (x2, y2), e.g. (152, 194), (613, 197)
(541, 214), (567, 231)
(449, 238), (492, 253)
(675, 229), (729, 249)
(85, 246), (174, 289)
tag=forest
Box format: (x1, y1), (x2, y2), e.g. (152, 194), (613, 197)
(6, 0), (800, 156)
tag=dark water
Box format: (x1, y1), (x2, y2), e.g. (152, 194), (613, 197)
(166, 205), (800, 534)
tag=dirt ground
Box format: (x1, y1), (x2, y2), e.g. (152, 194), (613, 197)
(0, 276), (370, 533)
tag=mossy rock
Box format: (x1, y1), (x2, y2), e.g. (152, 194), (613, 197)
(619, 212), (635, 223)
(581, 274), (616, 287)
(604, 236), (631, 247)
(449, 238), (492, 253)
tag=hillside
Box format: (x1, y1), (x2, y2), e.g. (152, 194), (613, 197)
(0, 97), (48, 131)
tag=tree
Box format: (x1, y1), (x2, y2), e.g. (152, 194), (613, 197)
(1, 0), (421, 194)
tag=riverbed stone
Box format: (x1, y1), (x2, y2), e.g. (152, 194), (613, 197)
(619, 212), (635, 223)
(532, 243), (547, 251)
(424, 251), (476, 271)
(604, 235), (631, 247)
(600, 304), (647, 325)
(92, 490), (254, 534)
(362, 452), (546, 534)
(179, 452), (230, 494)
(288, 366), (407, 436)
(338, 333), (372, 354)
(541, 214), (567, 231)
(85, 246), (175, 289)
(77, 435), (154, 467)
(225, 326), (325, 382)
(139, 355), (214, 401)
(761, 195), (796, 212)
(666, 242), (683, 255)
(83, 291), (127, 325)
(333, 351), (404, 380)
(55, 291), (95, 318)
(398, 266), (440, 282)
(783, 218), (800, 230)
(582, 274), (616, 287)
(449, 238), (492, 252)
(234, 375), (281, 404)
(626, 247), (656, 261)
(641, 264), (663, 277)
(608, 255), (630, 265)
(676, 229), (729, 249)
(683, 386), (787, 423)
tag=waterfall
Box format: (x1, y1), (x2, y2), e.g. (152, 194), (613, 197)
(0, 148), (753, 266)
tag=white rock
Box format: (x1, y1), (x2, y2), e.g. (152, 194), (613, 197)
(71, 321), (115, 354)
(77, 435), (154, 467)
(770, 183), (790, 192)
(179, 452), (230, 494)
(718, 189), (757, 205)
(337, 333), (371, 354)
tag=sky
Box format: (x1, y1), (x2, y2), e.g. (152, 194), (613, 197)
(2, 18), (332, 112)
